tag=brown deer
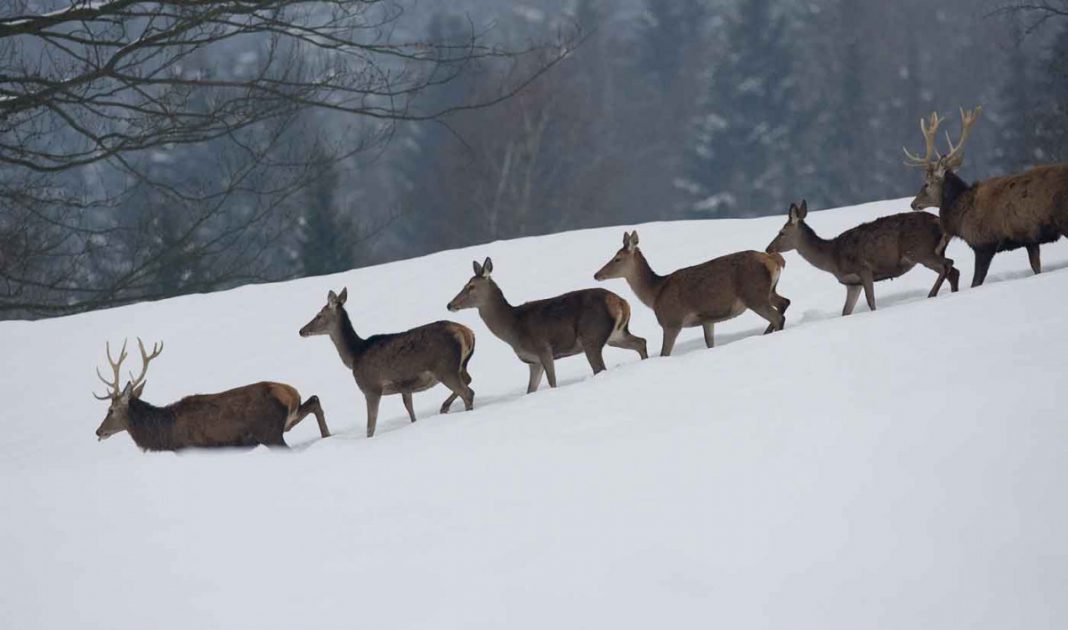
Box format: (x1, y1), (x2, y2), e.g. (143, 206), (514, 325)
(906, 106), (1068, 287)
(300, 288), (475, 437)
(594, 231), (788, 356)
(93, 339), (329, 451)
(766, 200), (959, 315)
(447, 257), (647, 393)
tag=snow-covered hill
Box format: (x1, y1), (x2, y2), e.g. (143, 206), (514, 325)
(2, 199), (1066, 630)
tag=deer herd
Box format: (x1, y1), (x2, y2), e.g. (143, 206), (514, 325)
(93, 106), (1068, 451)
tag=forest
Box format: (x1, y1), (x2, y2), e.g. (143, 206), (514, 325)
(1, 0), (1066, 319)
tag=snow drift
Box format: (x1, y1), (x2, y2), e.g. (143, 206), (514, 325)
(1, 199), (1066, 629)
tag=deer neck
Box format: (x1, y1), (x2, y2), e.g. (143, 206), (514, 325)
(476, 282), (523, 346)
(938, 171), (973, 237)
(795, 222), (839, 274)
(328, 307), (365, 370)
(624, 251), (666, 309)
(126, 397), (179, 452)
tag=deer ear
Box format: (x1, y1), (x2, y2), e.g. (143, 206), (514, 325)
(132, 381), (146, 399)
(472, 260), (483, 277)
(788, 203), (800, 223)
(798, 200), (808, 218)
(327, 289), (338, 304)
(483, 257), (493, 276)
(337, 287), (348, 305)
(626, 231), (639, 251)
(120, 381), (134, 400)
(622, 231), (631, 247)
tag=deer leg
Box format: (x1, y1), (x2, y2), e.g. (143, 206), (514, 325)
(1026, 244), (1042, 275)
(842, 284), (862, 316)
(765, 286), (790, 334)
(364, 391), (382, 438)
(439, 371), (474, 411)
(440, 392), (458, 414)
(539, 351), (558, 389)
(771, 291), (791, 316)
(748, 303), (785, 334)
(401, 392), (417, 423)
(859, 269), (877, 311)
(582, 341), (608, 375)
(608, 328), (648, 360)
(946, 258), (960, 292)
(441, 358), (475, 414)
(917, 255), (950, 298)
(702, 322), (715, 348)
(660, 326), (682, 357)
(526, 362), (545, 393)
(972, 246), (996, 287)
(285, 395), (330, 438)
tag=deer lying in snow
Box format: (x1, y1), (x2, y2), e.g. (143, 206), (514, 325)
(594, 231), (788, 356)
(906, 106), (1068, 287)
(300, 288), (475, 437)
(766, 200), (959, 315)
(447, 257), (647, 393)
(94, 339), (329, 450)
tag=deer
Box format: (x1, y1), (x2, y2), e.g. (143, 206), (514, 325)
(594, 231), (788, 356)
(300, 288), (475, 437)
(766, 200), (959, 316)
(447, 257), (647, 393)
(93, 338), (329, 451)
(906, 106), (1068, 287)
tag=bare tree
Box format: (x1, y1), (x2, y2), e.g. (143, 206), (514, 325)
(0, 0), (574, 317)
(994, 2), (1068, 31)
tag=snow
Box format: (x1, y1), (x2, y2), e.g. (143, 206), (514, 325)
(2, 198), (1067, 629)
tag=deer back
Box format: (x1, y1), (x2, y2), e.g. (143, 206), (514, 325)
(169, 383), (290, 444)
(655, 251), (780, 325)
(123, 382), (291, 450)
(952, 164), (1068, 247)
(510, 288), (624, 352)
(830, 212), (944, 277)
(353, 321), (473, 386)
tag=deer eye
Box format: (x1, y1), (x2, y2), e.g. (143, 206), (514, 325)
(614, 257), (621, 262)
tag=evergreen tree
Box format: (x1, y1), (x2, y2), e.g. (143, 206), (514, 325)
(801, 0), (868, 208)
(1037, 21), (1068, 162)
(686, 0), (798, 217)
(634, 0), (708, 218)
(638, 1), (706, 91)
(297, 149), (354, 277)
(994, 18), (1042, 171)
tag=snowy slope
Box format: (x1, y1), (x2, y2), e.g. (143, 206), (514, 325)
(1, 199), (1067, 630)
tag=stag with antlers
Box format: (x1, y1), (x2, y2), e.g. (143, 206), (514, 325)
(906, 106), (1068, 287)
(94, 338), (329, 451)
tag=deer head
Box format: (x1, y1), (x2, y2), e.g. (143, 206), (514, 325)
(594, 231), (641, 281)
(766, 201), (808, 253)
(447, 258), (495, 311)
(93, 338), (163, 441)
(299, 288), (348, 337)
(904, 107), (982, 210)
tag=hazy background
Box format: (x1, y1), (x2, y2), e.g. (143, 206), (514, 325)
(2, 0), (1066, 319)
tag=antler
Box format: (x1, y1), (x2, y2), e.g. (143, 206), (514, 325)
(942, 106), (982, 170)
(93, 339), (129, 400)
(903, 111), (944, 167)
(127, 337), (164, 393)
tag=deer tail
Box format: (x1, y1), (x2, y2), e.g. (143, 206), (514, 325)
(607, 293), (631, 333)
(761, 252), (786, 286)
